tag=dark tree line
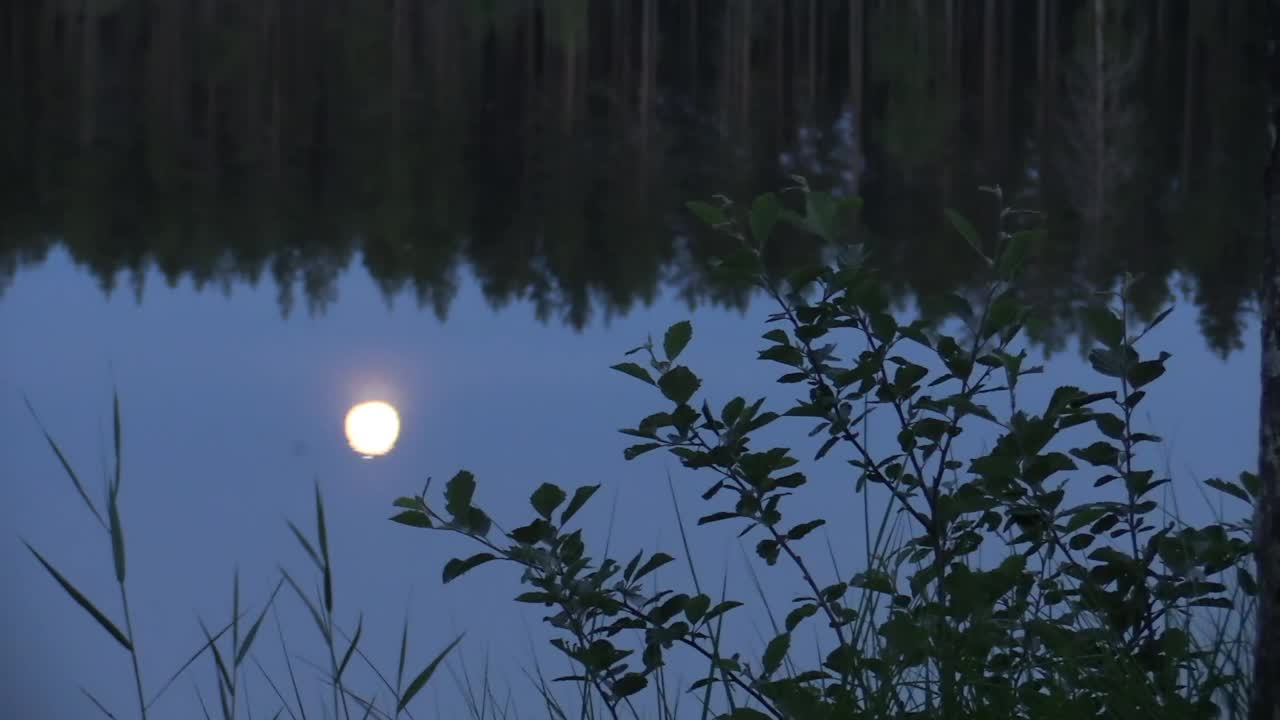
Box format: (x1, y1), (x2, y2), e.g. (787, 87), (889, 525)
(0, 0), (1268, 352)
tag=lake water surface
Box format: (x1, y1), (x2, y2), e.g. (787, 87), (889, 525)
(0, 2), (1266, 716)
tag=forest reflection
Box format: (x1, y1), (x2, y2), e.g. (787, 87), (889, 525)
(0, 0), (1266, 354)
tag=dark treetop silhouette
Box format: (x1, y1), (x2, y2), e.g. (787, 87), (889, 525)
(0, 0), (1268, 353)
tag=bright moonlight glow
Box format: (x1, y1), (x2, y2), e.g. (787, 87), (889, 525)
(344, 401), (401, 457)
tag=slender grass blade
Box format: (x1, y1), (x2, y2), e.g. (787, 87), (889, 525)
(108, 493), (126, 583)
(81, 687), (118, 719)
(23, 541), (131, 650)
(198, 618), (234, 695)
(397, 634), (463, 712)
(286, 522), (322, 571)
(314, 483), (333, 614)
(23, 396), (107, 530)
(236, 580), (284, 667)
(337, 614), (363, 681)
(279, 569), (327, 640)
(112, 390), (122, 493)
(146, 614), (242, 710)
(251, 657), (299, 720)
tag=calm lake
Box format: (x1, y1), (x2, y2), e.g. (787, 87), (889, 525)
(0, 1), (1265, 717)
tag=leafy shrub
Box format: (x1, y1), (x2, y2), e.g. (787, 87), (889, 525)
(392, 182), (1257, 720)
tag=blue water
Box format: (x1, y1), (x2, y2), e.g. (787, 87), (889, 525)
(1, 248), (1257, 717)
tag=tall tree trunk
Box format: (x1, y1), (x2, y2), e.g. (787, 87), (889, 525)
(806, 0), (816, 113)
(392, 0), (404, 140)
(849, 0), (863, 113)
(1181, 4), (1197, 190)
(740, 0), (751, 127)
(1092, 0), (1104, 221)
(983, 0), (996, 153)
(1253, 1), (1280, 716)
(78, 0), (97, 148)
(687, 0), (698, 99)
(1037, 0), (1047, 132)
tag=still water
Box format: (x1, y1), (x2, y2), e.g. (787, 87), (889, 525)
(0, 1), (1265, 716)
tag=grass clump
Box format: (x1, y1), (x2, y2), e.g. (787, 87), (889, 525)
(22, 396), (459, 719)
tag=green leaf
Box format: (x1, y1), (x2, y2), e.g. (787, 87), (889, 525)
(851, 569), (895, 594)
(514, 591), (557, 604)
(397, 634), (463, 712)
(24, 541), (132, 651)
(611, 672), (648, 699)
(750, 192), (781, 244)
(560, 484), (600, 526)
(758, 344), (804, 367)
(684, 594), (711, 624)
(721, 397), (747, 426)
(703, 600), (743, 623)
(1071, 441), (1120, 468)
(981, 292), (1022, 339)
(942, 293), (974, 320)
(663, 321), (693, 362)
(686, 200), (728, 228)
(1204, 478), (1251, 504)
(698, 511), (740, 525)
(1083, 305), (1124, 349)
(805, 191), (851, 240)
(893, 363), (928, 390)
(870, 312), (897, 342)
(1127, 353), (1170, 388)
(946, 209), (985, 260)
(1064, 505), (1110, 533)
(658, 366), (701, 405)
(392, 496), (424, 511)
(786, 519), (826, 541)
(998, 228), (1040, 279)
(785, 603), (819, 632)
(390, 510), (433, 528)
(611, 362), (656, 386)
(624, 443), (663, 460)
(445, 471), (477, 520)
(1239, 567), (1259, 595)
(1069, 533), (1096, 551)
(465, 508), (492, 536)
(1142, 306), (1175, 334)
(1241, 471), (1260, 499)
(1088, 346), (1137, 378)
(632, 553), (674, 582)
(1094, 413), (1126, 440)
(442, 553), (498, 584)
(762, 632), (791, 676)
(509, 519), (554, 545)
(755, 539), (780, 565)
(530, 483), (567, 520)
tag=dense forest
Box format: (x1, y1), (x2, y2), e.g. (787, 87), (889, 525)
(0, 0), (1267, 352)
